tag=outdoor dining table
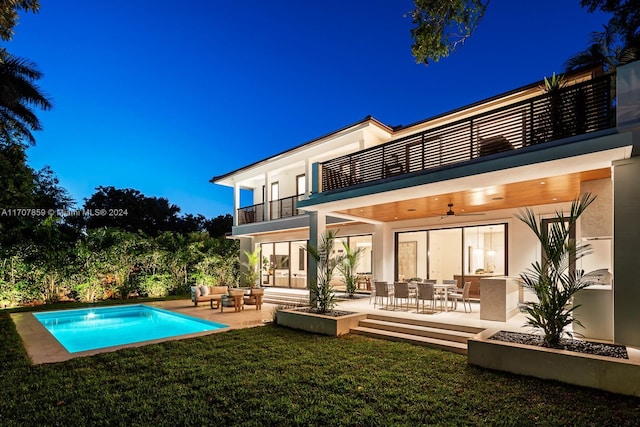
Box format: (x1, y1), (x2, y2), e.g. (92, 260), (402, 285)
(433, 283), (458, 312)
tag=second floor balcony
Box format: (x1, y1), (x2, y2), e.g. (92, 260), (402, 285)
(237, 195), (305, 225)
(320, 73), (615, 192)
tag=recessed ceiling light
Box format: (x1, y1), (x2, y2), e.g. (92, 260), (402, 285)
(540, 181), (546, 185)
(552, 198), (557, 201)
(394, 216), (398, 220)
(434, 197), (438, 201)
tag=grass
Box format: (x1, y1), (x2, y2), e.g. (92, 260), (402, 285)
(1, 307), (640, 426)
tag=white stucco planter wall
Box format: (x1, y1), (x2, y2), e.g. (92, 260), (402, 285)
(277, 309), (366, 336)
(468, 329), (640, 397)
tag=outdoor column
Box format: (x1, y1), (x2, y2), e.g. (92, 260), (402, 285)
(233, 183), (240, 226)
(612, 61), (640, 346)
(308, 211), (327, 290)
(613, 155), (640, 347)
(264, 172), (270, 221)
(372, 223), (388, 283)
(305, 159), (312, 199)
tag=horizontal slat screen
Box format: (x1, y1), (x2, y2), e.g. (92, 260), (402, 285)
(322, 74), (614, 192)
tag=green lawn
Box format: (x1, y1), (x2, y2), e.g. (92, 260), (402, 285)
(1, 308), (639, 426)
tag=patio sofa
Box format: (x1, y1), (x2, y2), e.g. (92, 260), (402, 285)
(190, 285), (228, 307)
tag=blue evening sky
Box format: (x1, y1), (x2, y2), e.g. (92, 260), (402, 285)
(8, 1), (609, 218)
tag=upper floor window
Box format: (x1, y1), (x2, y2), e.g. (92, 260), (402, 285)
(297, 174), (306, 196)
(271, 182), (279, 201)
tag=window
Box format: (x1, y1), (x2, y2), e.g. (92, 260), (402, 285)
(271, 182), (279, 201)
(296, 174), (306, 196)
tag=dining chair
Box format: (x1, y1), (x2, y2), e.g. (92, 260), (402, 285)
(415, 282), (437, 313)
(449, 281), (472, 313)
(368, 279), (377, 304)
(374, 281), (393, 309)
(394, 281), (411, 311)
(441, 279), (459, 310)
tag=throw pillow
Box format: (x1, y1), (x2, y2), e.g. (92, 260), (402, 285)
(200, 285), (209, 296)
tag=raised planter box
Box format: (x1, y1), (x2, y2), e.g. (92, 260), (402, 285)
(468, 329), (640, 397)
(277, 309), (366, 336)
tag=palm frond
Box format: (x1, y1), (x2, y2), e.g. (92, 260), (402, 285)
(0, 52), (52, 145)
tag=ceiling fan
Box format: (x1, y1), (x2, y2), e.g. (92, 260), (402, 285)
(440, 203), (485, 219)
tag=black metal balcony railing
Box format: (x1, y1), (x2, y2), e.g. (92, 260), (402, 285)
(237, 203), (264, 225)
(270, 195), (303, 220)
(321, 74), (615, 192)
(237, 195), (304, 225)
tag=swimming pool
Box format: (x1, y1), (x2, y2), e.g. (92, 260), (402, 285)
(33, 305), (228, 353)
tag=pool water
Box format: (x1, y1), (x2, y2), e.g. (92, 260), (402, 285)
(33, 305), (228, 353)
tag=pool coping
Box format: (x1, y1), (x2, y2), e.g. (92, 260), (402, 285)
(12, 300), (274, 364)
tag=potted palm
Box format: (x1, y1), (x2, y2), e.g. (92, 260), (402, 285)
(305, 229), (341, 313)
(517, 192), (596, 345)
(337, 241), (364, 298)
(276, 229), (366, 335)
(241, 248), (264, 307)
(242, 247), (262, 288)
(542, 72), (568, 142)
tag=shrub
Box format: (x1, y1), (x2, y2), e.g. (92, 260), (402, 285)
(140, 273), (173, 298)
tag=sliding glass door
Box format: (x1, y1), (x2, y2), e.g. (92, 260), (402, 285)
(396, 224), (507, 283)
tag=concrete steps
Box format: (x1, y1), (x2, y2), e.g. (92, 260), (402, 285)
(350, 314), (484, 354)
(263, 290), (309, 307)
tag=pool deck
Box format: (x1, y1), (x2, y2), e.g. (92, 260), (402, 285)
(12, 299), (276, 364)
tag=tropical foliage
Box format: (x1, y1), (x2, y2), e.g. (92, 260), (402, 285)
(0, 0), (39, 43)
(306, 229), (341, 313)
(241, 247), (264, 288)
(577, 0), (640, 70)
(516, 193), (597, 346)
(0, 52), (52, 145)
(0, 226), (239, 308)
(564, 24), (634, 72)
(336, 241), (364, 297)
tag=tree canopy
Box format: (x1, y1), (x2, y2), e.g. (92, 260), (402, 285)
(409, 0), (639, 69)
(0, 141), (72, 250)
(410, 0), (488, 65)
(75, 186), (233, 238)
(565, 0), (640, 71)
(78, 186), (182, 236)
(581, 0), (639, 44)
(0, 0), (39, 43)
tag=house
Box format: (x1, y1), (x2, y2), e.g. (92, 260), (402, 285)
(211, 61), (640, 347)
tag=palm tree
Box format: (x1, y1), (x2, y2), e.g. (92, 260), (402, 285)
(305, 229), (342, 313)
(0, 52), (52, 145)
(564, 24), (638, 73)
(337, 242), (364, 298)
(516, 193), (597, 346)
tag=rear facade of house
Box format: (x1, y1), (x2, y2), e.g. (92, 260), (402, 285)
(212, 61), (640, 347)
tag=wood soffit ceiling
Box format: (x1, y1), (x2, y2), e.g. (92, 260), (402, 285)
(335, 169), (610, 223)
